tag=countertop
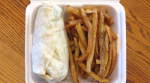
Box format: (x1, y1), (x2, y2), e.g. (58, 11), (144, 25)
(0, 0), (150, 83)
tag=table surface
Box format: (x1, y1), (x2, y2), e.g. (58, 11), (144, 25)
(0, 0), (150, 83)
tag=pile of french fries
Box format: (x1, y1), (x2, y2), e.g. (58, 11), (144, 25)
(65, 6), (117, 83)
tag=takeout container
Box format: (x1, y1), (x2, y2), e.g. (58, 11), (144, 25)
(25, 0), (126, 83)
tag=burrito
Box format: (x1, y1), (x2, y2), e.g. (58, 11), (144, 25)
(32, 4), (68, 82)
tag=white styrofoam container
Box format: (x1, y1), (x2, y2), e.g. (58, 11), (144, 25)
(25, 0), (126, 83)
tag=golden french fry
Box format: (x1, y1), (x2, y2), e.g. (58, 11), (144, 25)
(78, 54), (87, 62)
(76, 23), (87, 48)
(66, 19), (82, 28)
(104, 42), (112, 78)
(98, 9), (107, 77)
(79, 63), (109, 83)
(80, 8), (92, 29)
(104, 13), (114, 26)
(66, 6), (80, 17)
(108, 41), (117, 77)
(68, 40), (80, 83)
(98, 8), (105, 54)
(98, 8), (105, 34)
(105, 25), (117, 41)
(85, 9), (95, 14)
(78, 63), (88, 78)
(78, 40), (86, 57)
(105, 25), (112, 42)
(95, 37), (99, 57)
(74, 38), (80, 61)
(65, 6), (117, 83)
(87, 9), (98, 72)
(77, 39), (87, 63)
(104, 25), (117, 78)
(99, 34), (109, 77)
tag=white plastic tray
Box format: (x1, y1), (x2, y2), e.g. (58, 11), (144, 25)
(25, 1), (126, 83)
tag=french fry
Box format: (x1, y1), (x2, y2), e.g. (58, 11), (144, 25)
(95, 37), (99, 57)
(104, 13), (113, 26)
(99, 34), (109, 77)
(105, 25), (117, 41)
(80, 8), (92, 29)
(98, 8), (105, 54)
(87, 9), (98, 72)
(78, 40), (86, 57)
(79, 65), (88, 78)
(68, 40), (80, 83)
(105, 25), (113, 42)
(84, 10), (93, 61)
(98, 8), (106, 76)
(65, 6), (117, 83)
(79, 63), (109, 83)
(104, 25), (117, 78)
(76, 23), (87, 48)
(77, 9), (93, 62)
(104, 42), (112, 78)
(104, 26), (117, 77)
(66, 19), (82, 28)
(74, 38), (80, 61)
(66, 6), (80, 17)
(99, 9), (109, 77)
(98, 8), (105, 35)
(85, 9), (95, 14)
(75, 9), (92, 62)
(108, 41), (117, 77)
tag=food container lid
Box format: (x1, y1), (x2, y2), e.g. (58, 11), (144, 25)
(30, 0), (120, 2)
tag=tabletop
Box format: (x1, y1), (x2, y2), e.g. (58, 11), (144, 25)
(0, 0), (150, 83)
